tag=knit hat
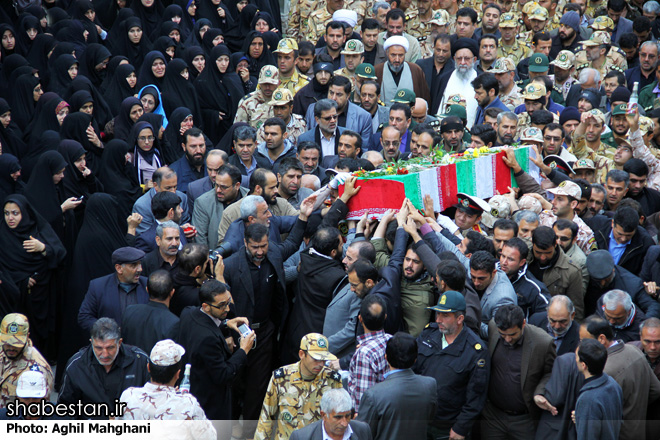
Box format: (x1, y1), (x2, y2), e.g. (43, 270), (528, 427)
(559, 106), (580, 125)
(610, 86), (631, 104)
(559, 11), (580, 33)
(578, 89), (600, 109)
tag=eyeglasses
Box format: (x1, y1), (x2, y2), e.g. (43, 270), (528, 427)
(543, 136), (561, 142)
(321, 114), (338, 121)
(137, 136), (155, 143)
(556, 236), (572, 242)
(206, 300), (231, 310)
(382, 141), (400, 147)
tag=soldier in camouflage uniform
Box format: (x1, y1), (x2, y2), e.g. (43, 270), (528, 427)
(306, 3), (338, 45)
(334, 39), (364, 100)
(575, 31), (627, 77)
(550, 50), (578, 101)
(254, 334), (344, 440)
(569, 109), (615, 183)
(419, 10), (450, 59)
(274, 38), (310, 96)
(405, 0), (433, 41)
(518, 3), (549, 46)
(257, 89), (307, 144)
(235, 65), (280, 130)
(516, 82), (560, 137)
(288, 0), (327, 40)
(0, 314), (54, 408)
(491, 57), (524, 110)
(498, 12), (533, 64)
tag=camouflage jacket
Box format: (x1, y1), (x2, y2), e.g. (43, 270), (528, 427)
(0, 341), (54, 408)
(234, 89), (274, 130)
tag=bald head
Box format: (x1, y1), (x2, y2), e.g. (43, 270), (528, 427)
(411, 98), (428, 120)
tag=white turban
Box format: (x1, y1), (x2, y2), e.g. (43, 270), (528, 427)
(383, 35), (409, 52)
(332, 9), (358, 28)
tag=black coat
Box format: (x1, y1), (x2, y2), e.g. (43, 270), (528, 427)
(596, 295), (647, 343)
(141, 249), (179, 278)
(177, 306), (248, 420)
(121, 300), (180, 354)
(626, 187), (660, 218)
(640, 244), (660, 284)
(170, 269), (201, 317)
(529, 315), (581, 356)
(588, 214), (654, 274)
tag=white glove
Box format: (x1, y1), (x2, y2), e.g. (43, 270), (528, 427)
(436, 214), (460, 235)
(328, 172), (352, 190)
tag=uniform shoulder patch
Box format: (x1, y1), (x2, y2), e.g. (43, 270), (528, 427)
(329, 371), (342, 381)
(474, 343), (483, 351)
(477, 358), (486, 367)
(274, 367), (285, 379)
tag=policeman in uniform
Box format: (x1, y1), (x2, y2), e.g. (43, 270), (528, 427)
(274, 38), (309, 96)
(498, 12), (533, 64)
(414, 291), (490, 440)
(0, 313), (54, 408)
(235, 65), (280, 130)
(254, 333), (343, 440)
(334, 39), (364, 101)
(257, 89), (307, 144)
(574, 31), (628, 77)
(491, 57), (524, 111)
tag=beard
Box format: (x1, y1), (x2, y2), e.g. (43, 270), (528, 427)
(389, 61), (404, 73)
(456, 64), (472, 79)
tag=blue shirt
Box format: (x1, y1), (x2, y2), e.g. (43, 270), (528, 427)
(608, 230), (630, 265)
(383, 368), (404, 379)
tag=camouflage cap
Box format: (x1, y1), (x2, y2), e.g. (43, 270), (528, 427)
(590, 16), (614, 30)
(585, 108), (606, 125)
(612, 103), (627, 116)
(528, 5), (549, 20)
(356, 63), (376, 79)
(481, 195), (512, 228)
(522, 1), (540, 14)
(16, 370), (47, 398)
(640, 116), (655, 135)
(490, 57), (516, 73)
(341, 39), (365, 55)
(547, 180), (582, 199)
(573, 158), (596, 171)
(447, 94), (467, 107)
(521, 82), (547, 100)
(518, 194), (543, 213)
(273, 38), (298, 54)
(258, 65), (280, 85)
(550, 50), (575, 70)
(0, 313), (29, 347)
(429, 9), (449, 26)
(150, 339), (186, 367)
(528, 53), (550, 72)
(428, 290), (466, 313)
(270, 88), (294, 106)
(499, 12), (520, 27)
(521, 126), (544, 143)
(391, 88), (416, 104)
(580, 31), (611, 47)
(301, 333), (337, 360)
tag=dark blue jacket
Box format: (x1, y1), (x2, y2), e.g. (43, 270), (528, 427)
(77, 273), (149, 332)
(222, 215), (297, 255)
(574, 373), (623, 440)
(186, 176), (213, 212)
(121, 300), (180, 354)
(169, 155), (207, 194)
(134, 222), (188, 254)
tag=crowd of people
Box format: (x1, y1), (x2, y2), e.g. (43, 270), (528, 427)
(2, 0), (660, 439)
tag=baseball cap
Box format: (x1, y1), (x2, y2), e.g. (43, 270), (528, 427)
(455, 193), (491, 215)
(521, 82), (546, 100)
(585, 108), (606, 125)
(543, 155), (575, 175)
(611, 103), (627, 116)
(356, 63), (376, 79)
(580, 31), (611, 46)
(391, 88), (416, 104)
(300, 333), (337, 361)
(481, 195), (512, 228)
(273, 38), (298, 54)
(499, 12), (519, 28)
(258, 65), (280, 85)
(428, 291), (466, 313)
(572, 158), (596, 171)
(270, 88), (294, 106)
(490, 57), (516, 73)
(640, 116), (655, 135)
(520, 126), (544, 143)
(590, 16), (614, 30)
(586, 250), (615, 280)
(528, 6), (549, 20)
(579, 90), (600, 109)
(550, 50), (575, 70)
(443, 104), (467, 120)
(341, 39), (364, 55)
(547, 180), (582, 199)
(446, 94), (467, 108)
(150, 339), (186, 367)
(429, 9), (449, 26)
(0, 313), (29, 347)
(528, 53), (550, 73)
(517, 194), (543, 213)
(112, 246), (145, 265)
(16, 369), (48, 399)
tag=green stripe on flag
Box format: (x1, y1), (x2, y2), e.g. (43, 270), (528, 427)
(455, 160), (476, 196)
(511, 147), (530, 188)
(379, 173), (423, 210)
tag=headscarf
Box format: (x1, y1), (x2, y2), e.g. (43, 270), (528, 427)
(0, 24), (18, 58)
(224, 4), (258, 52)
(198, 0), (232, 31)
(25, 33), (57, 79)
(115, 17), (151, 68)
(48, 54), (79, 96)
(57, 139), (103, 215)
(128, 120), (163, 184)
(21, 130), (60, 183)
(185, 17), (212, 48)
(104, 64), (137, 116)
(150, 4), (185, 42)
(174, 0), (196, 41)
(54, 20), (88, 58)
(77, 43), (111, 88)
(99, 55), (129, 94)
(0, 155), (24, 202)
(138, 85), (169, 128)
(70, 0), (103, 45)
(98, 140), (143, 218)
(250, 11), (276, 32)
(23, 150), (68, 237)
(59, 112), (103, 173)
(9, 74), (40, 132)
(0, 54), (30, 101)
(114, 97), (143, 141)
(153, 36), (177, 62)
(24, 92), (64, 145)
(63, 76), (113, 127)
(161, 58), (203, 127)
(47, 42), (77, 74)
(183, 46), (205, 80)
(106, 8), (135, 54)
(137, 50), (168, 89)
(241, 30), (275, 78)
(162, 107), (193, 164)
(201, 27), (224, 57)
(0, 99), (26, 158)
(131, 0), (165, 37)
(15, 15), (42, 56)
(69, 90), (101, 128)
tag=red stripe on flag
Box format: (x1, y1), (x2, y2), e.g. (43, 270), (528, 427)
(340, 179), (406, 217)
(494, 151), (512, 195)
(438, 164), (457, 210)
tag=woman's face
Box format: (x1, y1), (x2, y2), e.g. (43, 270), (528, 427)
(2, 30), (15, 50)
(126, 71), (137, 88)
(74, 154), (86, 172)
(255, 18), (269, 33)
(212, 34), (224, 46)
(192, 55), (205, 73)
(181, 115), (194, 132)
(26, 27), (38, 40)
(4, 202), (21, 229)
(216, 55), (230, 73)
(33, 83), (43, 102)
(0, 111), (10, 128)
(68, 63), (78, 80)
(53, 167), (65, 184)
(199, 25), (210, 39)
(236, 59), (249, 72)
(10, 169), (20, 181)
(137, 127), (154, 151)
(237, 0), (248, 12)
(152, 58), (166, 77)
(180, 68), (189, 80)
(171, 15), (182, 24)
(95, 57), (110, 71)
(56, 106), (69, 125)
(142, 0), (155, 7)
(129, 104), (144, 122)
(188, 2), (196, 16)
(80, 102), (94, 115)
(165, 46), (175, 59)
(249, 37), (264, 58)
(168, 29), (180, 43)
(128, 26), (142, 44)
(141, 94), (156, 113)
(85, 9), (96, 21)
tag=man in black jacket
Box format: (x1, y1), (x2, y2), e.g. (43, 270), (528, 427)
(177, 279), (255, 424)
(588, 206), (654, 274)
(59, 318), (150, 417)
(623, 158), (660, 217)
(170, 243), (209, 316)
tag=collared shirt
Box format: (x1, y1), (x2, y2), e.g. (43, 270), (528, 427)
(547, 321), (573, 352)
(322, 422), (353, 440)
(200, 307), (222, 327)
(399, 131), (409, 153)
(237, 157), (257, 188)
(608, 230), (630, 265)
(320, 131), (337, 157)
(383, 368), (404, 379)
(348, 329), (392, 410)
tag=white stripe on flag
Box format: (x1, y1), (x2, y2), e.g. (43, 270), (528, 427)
(475, 156), (494, 199)
(419, 168), (441, 212)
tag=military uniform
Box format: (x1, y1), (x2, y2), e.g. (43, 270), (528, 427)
(306, 8), (334, 44)
(539, 210), (598, 254)
(574, 48), (628, 77)
(0, 341), (54, 408)
(545, 13), (561, 32)
(342, 0), (368, 24)
(570, 133), (616, 184)
(257, 113), (307, 144)
(498, 40), (533, 65)
(288, 0), (326, 40)
(253, 362), (343, 440)
(235, 90), (274, 130)
(405, 8), (430, 40)
(334, 67), (360, 94)
(515, 111), (560, 139)
(499, 84), (524, 111)
(279, 70), (309, 96)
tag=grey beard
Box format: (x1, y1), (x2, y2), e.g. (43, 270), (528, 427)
(456, 65), (472, 79)
(389, 62), (404, 73)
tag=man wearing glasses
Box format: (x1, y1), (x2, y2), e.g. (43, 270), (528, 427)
(298, 99), (346, 158)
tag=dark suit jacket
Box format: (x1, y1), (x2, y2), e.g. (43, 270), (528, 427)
(169, 155), (207, 194)
(321, 155), (340, 169)
(134, 223), (188, 254)
(487, 321), (556, 420)
(78, 273), (149, 333)
(612, 16), (633, 44)
(186, 176), (213, 212)
(356, 369), (437, 440)
(529, 314), (580, 356)
(297, 126), (347, 157)
(223, 215), (297, 255)
(290, 419), (373, 440)
(121, 300), (180, 354)
(177, 306), (248, 420)
(367, 129), (412, 153)
(415, 57), (455, 92)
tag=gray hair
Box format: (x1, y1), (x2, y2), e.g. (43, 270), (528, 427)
(320, 388), (353, 414)
(156, 220), (180, 238)
(207, 149), (228, 163)
(91, 317), (121, 341)
(602, 289), (633, 312)
(497, 111), (518, 125)
(372, 1), (390, 14)
(606, 169), (629, 186)
(234, 125), (257, 142)
(549, 295), (575, 316)
(362, 150), (384, 160)
(578, 68), (600, 85)
(301, 174), (321, 190)
(591, 183), (606, 196)
(240, 195), (266, 221)
(314, 99), (338, 118)
(644, 1), (660, 14)
(513, 210), (539, 225)
(640, 317), (660, 332)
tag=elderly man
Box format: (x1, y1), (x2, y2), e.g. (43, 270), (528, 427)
(595, 289), (649, 343)
(0, 314), (54, 408)
(186, 150), (227, 212)
(435, 38), (480, 127)
(374, 35), (429, 105)
(531, 295), (580, 356)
